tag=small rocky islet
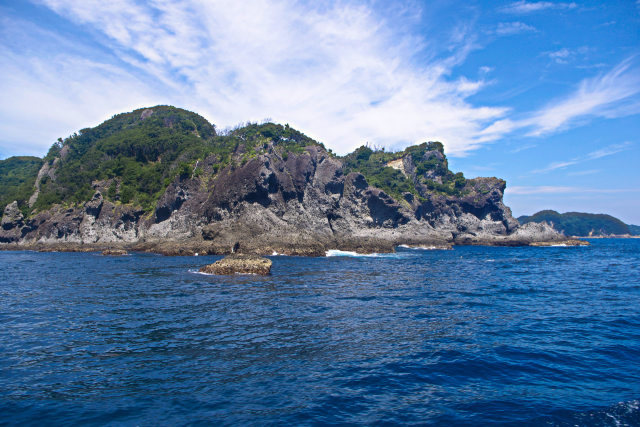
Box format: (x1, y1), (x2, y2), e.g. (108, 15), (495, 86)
(1, 105), (588, 254)
(199, 254), (272, 275)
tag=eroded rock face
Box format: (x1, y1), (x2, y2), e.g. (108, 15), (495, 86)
(199, 254), (272, 275)
(1, 201), (25, 243)
(1, 201), (23, 230)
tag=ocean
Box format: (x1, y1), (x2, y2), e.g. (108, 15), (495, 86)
(1, 239), (639, 426)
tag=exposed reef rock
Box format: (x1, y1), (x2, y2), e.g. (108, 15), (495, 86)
(0, 106), (569, 254)
(101, 248), (129, 256)
(199, 254), (272, 275)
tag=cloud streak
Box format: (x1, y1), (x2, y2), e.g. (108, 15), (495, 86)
(530, 142), (632, 174)
(501, 1), (577, 14)
(524, 59), (640, 136)
(507, 185), (639, 195)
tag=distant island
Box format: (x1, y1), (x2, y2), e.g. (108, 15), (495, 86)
(518, 210), (640, 238)
(1, 105), (573, 255)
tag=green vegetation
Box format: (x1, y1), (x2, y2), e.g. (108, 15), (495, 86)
(518, 210), (631, 236)
(341, 141), (466, 201)
(33, 106), (218, 212)
(629, 224), (640, 236)
(341, 146), (418, 201)
(1, 105), (476, 219)
(224, 121), (324, 163)
(16, 107), (327, 215)
(0, 156), (43, 215)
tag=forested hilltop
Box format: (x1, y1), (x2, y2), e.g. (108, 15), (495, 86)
(1, 105), (566, 254)
(518, 210), (638, 237)
(1, 105), (476, 217)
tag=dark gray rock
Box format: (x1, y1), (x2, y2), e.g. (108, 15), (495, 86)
(1, 142), (563, 254)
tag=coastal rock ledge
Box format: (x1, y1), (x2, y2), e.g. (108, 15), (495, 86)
(199, 254), (272, 275)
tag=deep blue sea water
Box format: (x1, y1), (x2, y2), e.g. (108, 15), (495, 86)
(1, 239), (639, 426)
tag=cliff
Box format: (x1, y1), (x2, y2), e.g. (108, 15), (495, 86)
(1, 106), (562, 255)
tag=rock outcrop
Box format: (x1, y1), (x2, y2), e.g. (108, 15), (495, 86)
(0, 144), (566, 253)
(199, 254), (272, 275)
(0, 106), (569, 254)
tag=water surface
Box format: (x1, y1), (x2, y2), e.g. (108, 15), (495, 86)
(1, 239), (639, 425)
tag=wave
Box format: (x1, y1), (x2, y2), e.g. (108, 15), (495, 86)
(188, 268), (258, 276)
(325, 249), (402, 258)
(538, 399), (640, 426)
(398, 244), (451, 250)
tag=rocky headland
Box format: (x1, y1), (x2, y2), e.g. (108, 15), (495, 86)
(0, 106), (574, 255)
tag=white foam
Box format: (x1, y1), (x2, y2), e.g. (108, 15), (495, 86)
(189, 268), (257, 276)
(398, 244), (449, 250)
(325, 249), (400, 258)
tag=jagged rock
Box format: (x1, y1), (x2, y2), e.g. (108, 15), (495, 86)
(199, 254), (272, 275)
(2, 201), (24, 230)
(0, 108), (567, 253)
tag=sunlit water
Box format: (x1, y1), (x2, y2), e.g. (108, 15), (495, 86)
(1, 239), (639, 425)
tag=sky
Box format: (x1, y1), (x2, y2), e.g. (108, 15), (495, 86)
(1, 0), (639, 223)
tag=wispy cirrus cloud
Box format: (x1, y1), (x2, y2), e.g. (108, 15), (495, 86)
(0, 0), (508, 156)
(507, 185), (639, 195)
(1, 1), (637, 161)
(531, 142), (632, 174)
(478, 58), (640, 139)
(524, 58), (640, 136)
(501, 1), (578, 14)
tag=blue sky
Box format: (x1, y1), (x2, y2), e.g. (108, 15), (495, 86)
(1, 0), (639, 222)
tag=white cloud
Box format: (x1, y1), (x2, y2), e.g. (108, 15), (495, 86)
(0, 40), (161, 156)
(522, 59), (640, 136)
(2, 1), (637, 160)
(494, 21), (536, 35)
(548, 47), (571, 63)
(544, 46), (590, 64)
(531, 142), (632, 174)
(0, 0), (509, 157)
(501, 1), (577, 14)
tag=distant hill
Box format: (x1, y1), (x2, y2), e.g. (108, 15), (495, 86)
(629, 224), (640, 236)
(518, 210), (633, 237)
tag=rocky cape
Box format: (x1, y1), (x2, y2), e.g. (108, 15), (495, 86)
(0, 106), (568, 256)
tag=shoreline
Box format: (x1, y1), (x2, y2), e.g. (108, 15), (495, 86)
(0, 237), (590, 256)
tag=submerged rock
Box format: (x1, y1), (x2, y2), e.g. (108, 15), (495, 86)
(199, 254), (272, 275)
(102, 248), (129, 256)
